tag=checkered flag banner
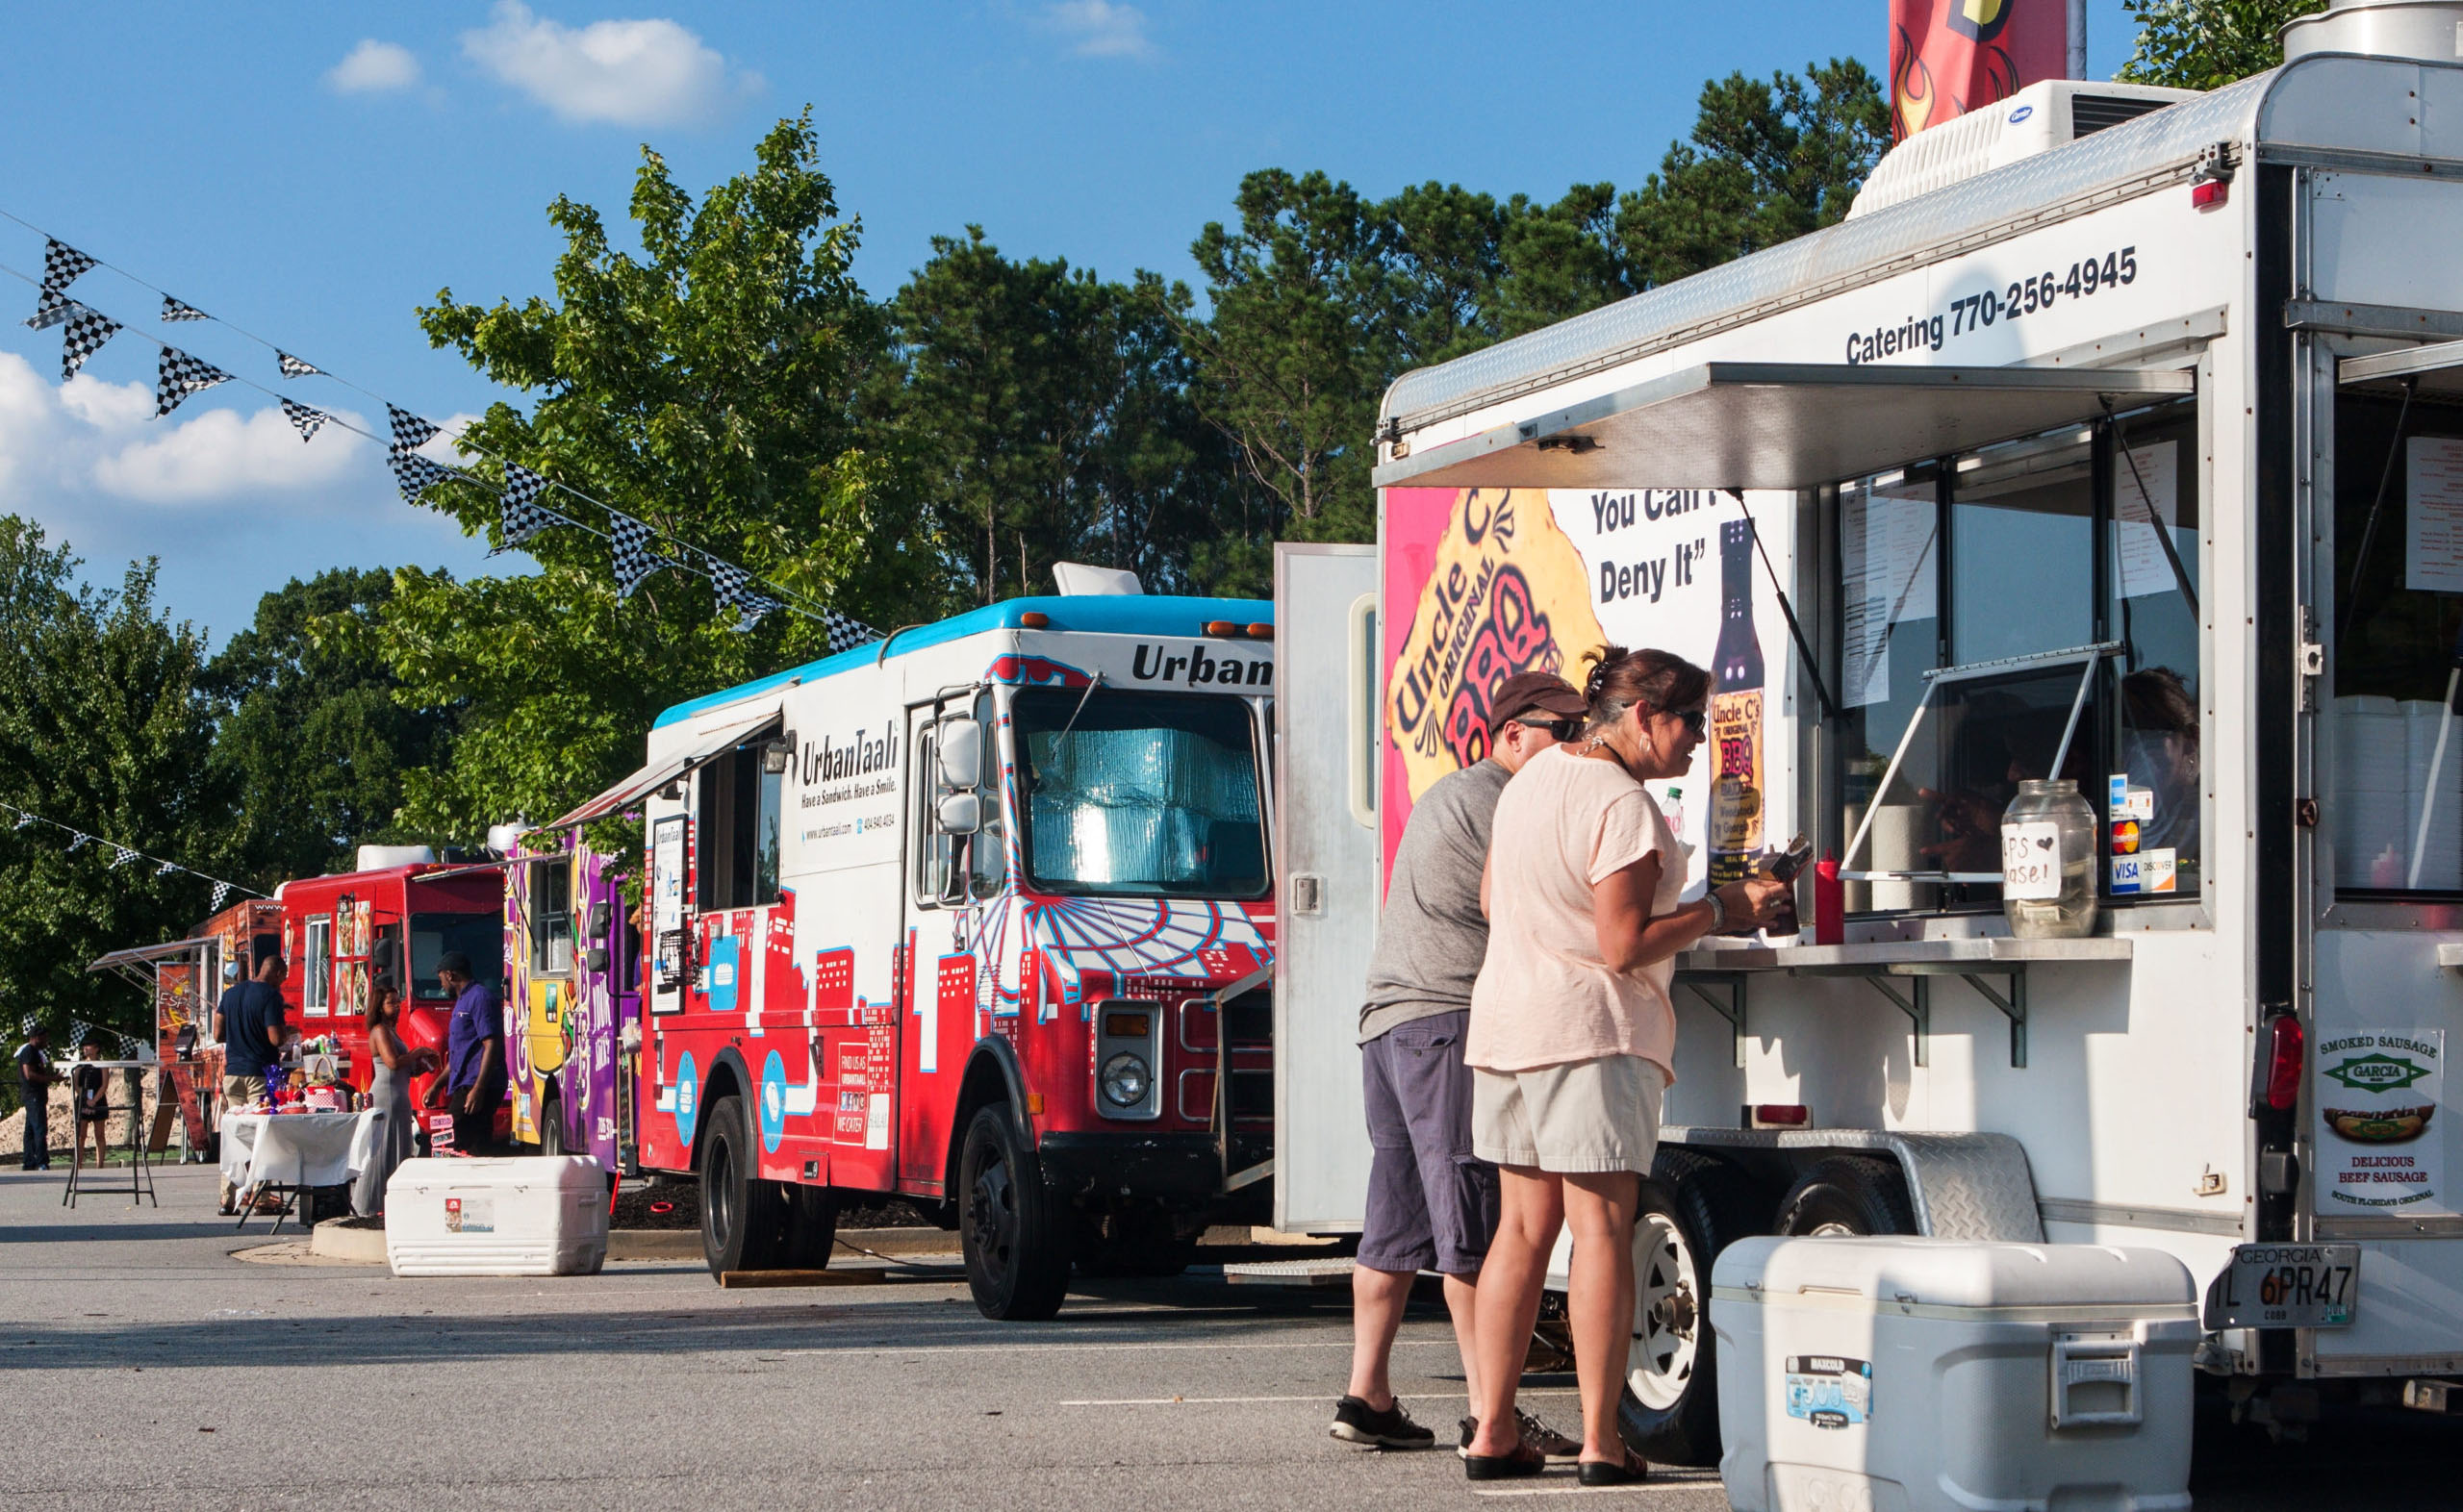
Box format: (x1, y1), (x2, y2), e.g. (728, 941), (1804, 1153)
(824, 608), (877, 652)
(389, 448), (455, 504)
(154, 347), (232, 417)
(703, 554), (752, 615)
(276, 350), (320, 379)
(42, 239), (97, 293)
(387, 404), (440, 452)
(608, 512), (662, 598)
(733, 592), (782, 634)
(160, 293), (209, 322)
(498, 463), (560, 548)
(10, 811), (31, 830)
(279, 398), (327, 443)
(154, 860), (178, 877)
(210, 881), (232, 912)
(109, 844), (138, 869)
(61, 304), (120, 381)
(64, 832), (89, 852)
(26, 285), (72, 330)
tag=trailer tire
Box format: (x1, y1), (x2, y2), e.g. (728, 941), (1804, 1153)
(959, 1105), (1072, 1321)
(1776, 1155), (1917, 1238)
(699, 1096), (788, 1274)
(537, 1092), (566, 1157)
(1617, 1147), (1765, 1468)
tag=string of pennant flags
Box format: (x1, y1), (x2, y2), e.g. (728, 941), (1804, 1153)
(1, 800), (261, 914)
(4, 217), (879, 653)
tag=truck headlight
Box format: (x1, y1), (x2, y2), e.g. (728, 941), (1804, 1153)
(1100, 1052), (1151, 1108)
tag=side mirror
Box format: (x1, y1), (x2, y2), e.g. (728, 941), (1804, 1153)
(588, 901), (612, 940)
(937, 791), (982, 836)
(936, 718), (982, 790)
(586, 945), (610, 973)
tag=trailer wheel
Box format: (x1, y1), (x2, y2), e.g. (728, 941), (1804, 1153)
(1776, 1155), (1917, 1238)
(1617, 1148), (1765, 1467)
(537, 1093), (566, 1157)
(959, 1105), (1072, 1321)
(699, 1096), (788, 1275)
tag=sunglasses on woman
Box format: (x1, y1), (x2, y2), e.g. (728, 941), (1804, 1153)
(1670, 707), (1708, 738)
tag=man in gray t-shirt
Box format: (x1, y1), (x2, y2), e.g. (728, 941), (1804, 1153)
(1332, 671), (1590, 1455)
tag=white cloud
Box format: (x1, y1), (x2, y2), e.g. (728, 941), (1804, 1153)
(327, 39), (422, 95)
(92, 405), (371, 503)
(1043, 1), (1155, 60)
(460, 2), (741, 126)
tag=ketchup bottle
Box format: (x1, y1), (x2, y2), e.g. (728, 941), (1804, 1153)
(1814, 853), (1844, 945)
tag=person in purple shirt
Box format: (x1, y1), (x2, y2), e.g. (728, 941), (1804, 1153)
(427, 952), (504, 1155)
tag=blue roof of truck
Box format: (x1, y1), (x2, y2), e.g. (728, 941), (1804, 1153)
(651, 593), (1273, 729)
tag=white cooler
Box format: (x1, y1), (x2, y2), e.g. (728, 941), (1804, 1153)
(385, 1156), (610, 1276)
(1713, 1237), (2197, 1512)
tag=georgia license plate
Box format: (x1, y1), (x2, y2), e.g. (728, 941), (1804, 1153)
(2201, 1243), (2360, 1328)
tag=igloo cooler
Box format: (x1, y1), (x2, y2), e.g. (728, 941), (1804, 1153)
(1713, 1237), (2197, 1512)
(385, 1156), (609, 1276)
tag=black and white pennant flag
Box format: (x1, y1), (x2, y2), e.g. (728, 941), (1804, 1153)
(60, 305), (120, 381)
(498, 463), (560, 548)
(160, 294), (209, 322)
(823, 608), (877, 654)
(704, 555), (751, 614)
(154, 860), (178, 877)
(41, 239), (97, 293)
(278, 398), (328, 443)
(608, 513), (662, 598)
(25, 286), (72, 331)
(276, 350), (321, 379)
(389, 448), (455, 504)
(387, 404), (440, 452)
(154, 347), (232, 417)
(734, 592), (782, 634)
(210, 881), (232, 912)
(64, 833), (89, 853)
(109, 844), (138, 869)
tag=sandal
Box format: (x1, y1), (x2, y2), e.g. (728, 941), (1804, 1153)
(1577, 1448), (1650, 1487)
(1463, 1441), (1547, 1481)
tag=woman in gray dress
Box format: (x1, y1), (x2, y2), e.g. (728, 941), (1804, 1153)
(352, 979), (433, 1218)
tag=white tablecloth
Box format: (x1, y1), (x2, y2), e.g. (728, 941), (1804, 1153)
(218, 1111), (380, 1190)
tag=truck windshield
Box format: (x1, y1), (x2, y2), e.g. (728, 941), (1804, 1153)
(1010, 688), (1268, 899)
(411, 913), (505, 1000)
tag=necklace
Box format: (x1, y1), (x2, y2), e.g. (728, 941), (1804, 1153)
(1584, 734), (1647, 786)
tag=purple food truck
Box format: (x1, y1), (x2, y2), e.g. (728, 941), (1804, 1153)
(504, 834), (640, 1170)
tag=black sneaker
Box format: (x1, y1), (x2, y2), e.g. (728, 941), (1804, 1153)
(1458, 1409), (1582, 1464)
(1330, 1395), (1435, 1449)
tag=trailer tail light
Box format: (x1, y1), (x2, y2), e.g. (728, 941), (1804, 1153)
(2264, 1015), (2304, 1112)
(1751, 1103), (1811, 1128)
(2190, 177), (2228, 210)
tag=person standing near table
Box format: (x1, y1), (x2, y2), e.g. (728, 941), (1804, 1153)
(15, 1024), (56, 1171)
(430, 953), (504, 1155)
(214, 950), (290, 1210)
(353, 978), (432, 1216)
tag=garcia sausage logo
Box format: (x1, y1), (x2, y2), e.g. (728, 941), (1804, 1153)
(1386, 489), (1604, 801)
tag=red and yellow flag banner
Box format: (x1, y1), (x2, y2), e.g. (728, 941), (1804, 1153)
(1890, 0), (2069, 141)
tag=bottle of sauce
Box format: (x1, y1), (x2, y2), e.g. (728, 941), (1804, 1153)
(1709, 519), (1765, 885)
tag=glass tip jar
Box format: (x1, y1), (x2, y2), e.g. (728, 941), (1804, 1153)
(1999, 778), (2098, 939)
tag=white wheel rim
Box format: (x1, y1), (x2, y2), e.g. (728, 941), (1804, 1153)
(1628, 1209), (1700, 1410)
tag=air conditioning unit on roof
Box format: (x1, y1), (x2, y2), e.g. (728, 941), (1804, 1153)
(1849, 79), (2202, 220)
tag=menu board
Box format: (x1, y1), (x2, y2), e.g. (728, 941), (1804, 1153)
(1841, 487), (1938, 709)
(2407, 436), (2463, 594)
(2116, 441), (2184, 600)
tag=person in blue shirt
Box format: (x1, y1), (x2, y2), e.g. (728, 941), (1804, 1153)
(428, 952), (504, 1154)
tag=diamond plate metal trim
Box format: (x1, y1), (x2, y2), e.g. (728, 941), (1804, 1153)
(1661, 1126), (2044, 1242)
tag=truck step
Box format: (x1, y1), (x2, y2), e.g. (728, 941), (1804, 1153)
(1220, 1257), (1356, 1287)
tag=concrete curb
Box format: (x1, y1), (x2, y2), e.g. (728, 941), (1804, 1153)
(303, 1221), (956, 1266)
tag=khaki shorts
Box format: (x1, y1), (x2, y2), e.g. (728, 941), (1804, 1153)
(1471, 1055), (1665, 1174)
(223, 1073), (262, 1110)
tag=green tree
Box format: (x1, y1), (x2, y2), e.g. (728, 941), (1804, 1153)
(205, 567), (458, 884)
(2117, 0), (2326, 90)
(0, 517), (225, 1044)
(374, 113), (924, 844)
(1617, 59), (1891, 288)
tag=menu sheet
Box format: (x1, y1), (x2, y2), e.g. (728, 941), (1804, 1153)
(2407, 436), (2463, 594)
(2115, 441), (2186, 600)
(1841, 488), (1938, 709)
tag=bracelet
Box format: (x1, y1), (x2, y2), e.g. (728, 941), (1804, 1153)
(1704, 890), (1728, 933)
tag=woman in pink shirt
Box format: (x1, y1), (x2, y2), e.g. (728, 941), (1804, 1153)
(1460, 647), (1790, 1484)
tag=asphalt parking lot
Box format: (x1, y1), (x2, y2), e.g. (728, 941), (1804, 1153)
(2, 1162), (2456, 1511)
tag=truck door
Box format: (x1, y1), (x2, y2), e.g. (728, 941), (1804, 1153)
(897, 695), (993, 1194)
(1271, 542), (1380, 1232)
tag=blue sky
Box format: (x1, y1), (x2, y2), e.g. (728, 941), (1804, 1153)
(0, 2), (2147, 643)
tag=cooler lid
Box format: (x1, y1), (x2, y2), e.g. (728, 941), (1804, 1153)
(1711, 1236), (2194, 1313)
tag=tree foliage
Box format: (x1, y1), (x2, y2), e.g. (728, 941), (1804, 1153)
(2117, 0), (2327, 90)
(0, 517), (223, 1041)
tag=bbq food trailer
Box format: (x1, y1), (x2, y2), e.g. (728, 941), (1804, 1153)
(1276, 20), (2463, 1456)
(547, 589), (1278, 1319)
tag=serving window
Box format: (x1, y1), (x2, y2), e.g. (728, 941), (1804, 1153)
(1834, 398), (2201, 914)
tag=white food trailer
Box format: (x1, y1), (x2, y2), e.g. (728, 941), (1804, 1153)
(1275, 3), (2463, 1457)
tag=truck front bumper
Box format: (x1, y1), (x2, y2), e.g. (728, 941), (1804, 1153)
(1038, 1130), (1274, 1204)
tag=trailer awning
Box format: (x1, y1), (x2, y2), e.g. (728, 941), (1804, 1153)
(1373, 363), (2196, 491)
(88, 937), (217, 974)
(541, 705), (781, 832)
(2339, 340), (2463, 396)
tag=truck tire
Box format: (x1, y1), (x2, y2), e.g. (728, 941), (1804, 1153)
(537, 1092), (566, 1157)
(1617, 1147), (1766, 1467)
(780, 1183), (840, 1270)
(699, 1096), (788, 1274)
(959, 1105), (1072, 1321)
(1776, 1155), (1917, 1237)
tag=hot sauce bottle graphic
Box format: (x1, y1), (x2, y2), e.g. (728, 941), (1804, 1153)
(1709, 519), (1765, 886)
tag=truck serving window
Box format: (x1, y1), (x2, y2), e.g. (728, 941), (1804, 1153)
(1837, 399), (2200, 912)
(530, 859), (575, 975)
(1010, 688), (1267, 899)
(697, 744), (782, 911)
(302, 917), (333, 1015)
(2332, 390), (2463, 895)
(410, 913), (504, 1000)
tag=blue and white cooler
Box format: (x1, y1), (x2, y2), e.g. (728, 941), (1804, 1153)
(1712, 1237), (2198, 1512)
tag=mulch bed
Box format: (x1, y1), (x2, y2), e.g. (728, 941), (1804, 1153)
(331, 1177), (942, 1233)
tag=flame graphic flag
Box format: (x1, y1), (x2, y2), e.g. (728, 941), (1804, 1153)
(1891, 0), (2069, 141)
